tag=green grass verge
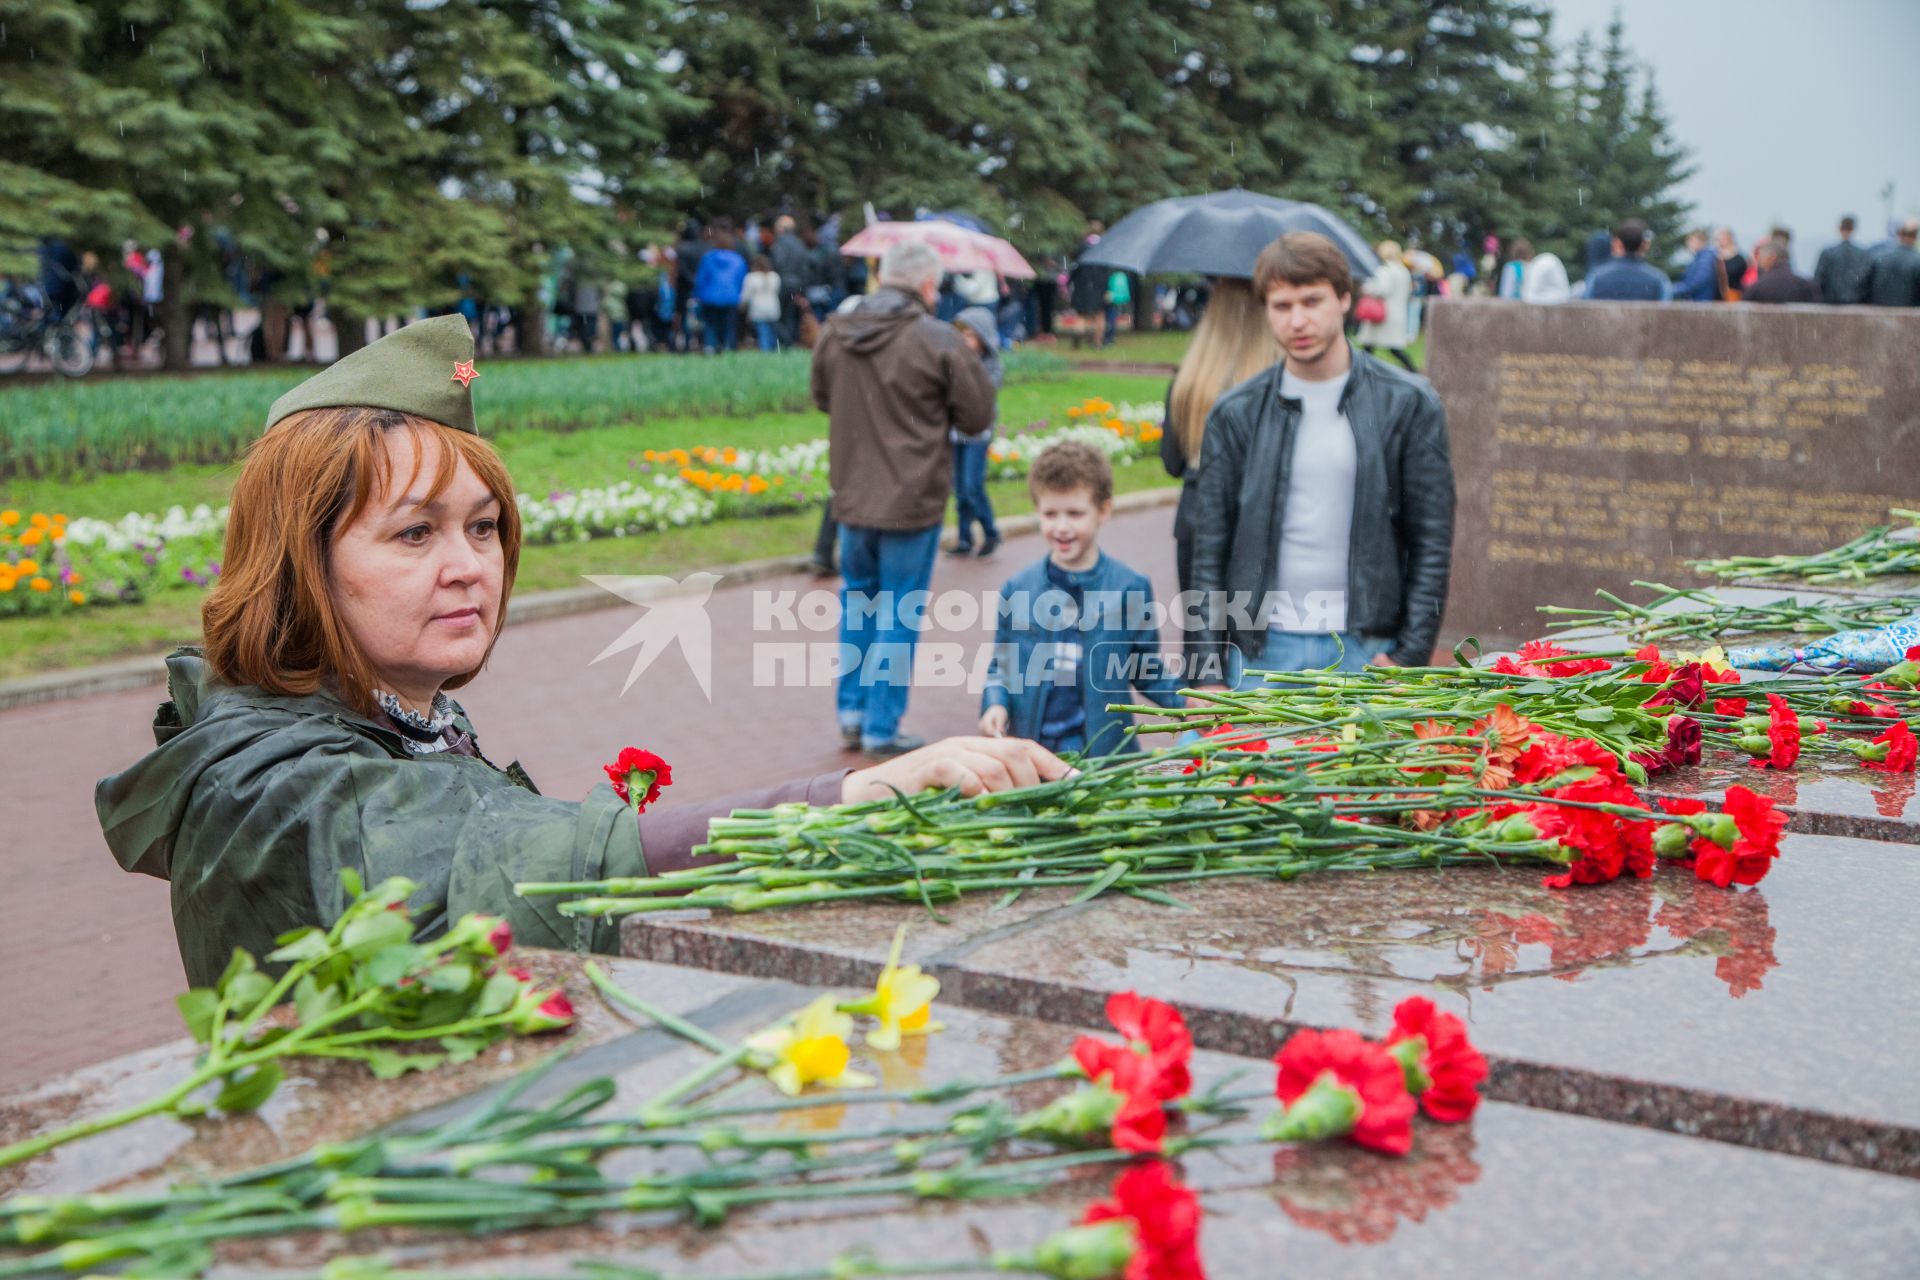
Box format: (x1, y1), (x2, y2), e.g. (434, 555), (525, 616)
(0, 456), (1177, 683)
(0, 346), (1065, 478)
(4, 370), (1163, 517)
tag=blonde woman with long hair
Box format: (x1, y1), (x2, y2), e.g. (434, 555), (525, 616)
(1160, 278), (1282, 596)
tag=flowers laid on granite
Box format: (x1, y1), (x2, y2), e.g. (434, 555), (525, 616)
(1384, 997), (1489, 1124)
(1488, 639), (1612, 678)
(839, 925), (944, 1051)
(1060, 993), (1195, 1153)
(1655, 786), (1788, 888)
(604, 745), (673, 812)
(1844, 718), (1918, 773)
(0, 871), (573, 1170)
(0, 974), (1494, 1280)
(1077, 1161), (1205, 1280)
(745, 994), (878, 1097)
(1689, 509), (1920, 583)
(1264, 1027), (1418, 1156)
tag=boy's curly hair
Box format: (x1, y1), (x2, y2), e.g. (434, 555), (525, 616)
(1028, 440), (1113, 505)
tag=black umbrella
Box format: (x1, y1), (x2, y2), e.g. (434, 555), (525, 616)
(1078, 189), (1380, 281)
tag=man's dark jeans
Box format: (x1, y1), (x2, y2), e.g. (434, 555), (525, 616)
(837, 524), (941, 748)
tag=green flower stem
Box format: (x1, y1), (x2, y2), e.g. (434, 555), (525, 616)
(658, 1063), (1076, 1127)
(585, 962), (734, 1056)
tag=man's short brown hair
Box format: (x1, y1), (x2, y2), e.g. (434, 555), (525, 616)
(1252, 232), (1353, 302)
(1029, 440), (1113, 505)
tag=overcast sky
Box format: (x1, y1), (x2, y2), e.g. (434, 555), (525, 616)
(1545, 0), (1920, 267)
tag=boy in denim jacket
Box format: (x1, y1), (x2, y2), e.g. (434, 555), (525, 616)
(980, 441), (1184, 755)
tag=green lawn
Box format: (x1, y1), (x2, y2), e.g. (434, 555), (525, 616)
(4, 370), (1166, 518)
(0, 455), (1177, 682)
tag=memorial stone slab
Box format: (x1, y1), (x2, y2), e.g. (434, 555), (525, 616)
(6, 959), (1917, 1277)
(625, 831), (1920, 1175)
(1424, 298), (1920, 651)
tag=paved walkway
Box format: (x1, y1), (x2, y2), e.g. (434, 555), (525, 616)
(0, 506), (1182, 1089)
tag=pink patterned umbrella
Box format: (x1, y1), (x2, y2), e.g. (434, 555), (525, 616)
(839, 219), (1035, 279)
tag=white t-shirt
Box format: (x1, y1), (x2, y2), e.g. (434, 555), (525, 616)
(1270, 368), (1356, 632)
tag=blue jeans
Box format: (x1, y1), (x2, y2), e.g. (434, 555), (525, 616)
(837, 524), (942, 747)
(951, 441), (998, 549)
(1102, 304), (1119, 345)
(1235, 630), (1394, 689)
(700, 303), (738, 352)
(753, 319), (779, 352)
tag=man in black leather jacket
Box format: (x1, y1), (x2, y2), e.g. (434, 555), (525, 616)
(1188, 233), (1455, 682)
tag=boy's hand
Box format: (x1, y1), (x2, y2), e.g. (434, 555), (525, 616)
(979, 705), (1009, 737)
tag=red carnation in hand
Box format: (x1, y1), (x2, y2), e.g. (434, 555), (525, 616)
(604, 746), (672, 811)
(1386, 997), (1488, 1123)
(1864, 720), (1917, 774)
(1082, 1161), (1206, 1280)
(1269, 1027), (1417, 1156)
(1490, 640), (1611, 679)
(1691, 784), (1787, 887)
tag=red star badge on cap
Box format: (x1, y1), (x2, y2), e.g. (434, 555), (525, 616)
(451, 359), (480, 388)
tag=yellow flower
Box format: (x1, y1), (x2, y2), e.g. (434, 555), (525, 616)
(1677, 644), (1735, 678)
(841, 925), (942, 1052)
(15, 558), (39, 577)
(0, 510), (17, 526)
(29, 577), (52, 592)
(0, 571), (14, 593)
(68, 590), (85, 605)
(747, 476), (769, 495)
(745, 996), (876, 1097)
(1066, 406), (1084, 418)
(28, 513), (49, 529)
(19, 529), (42, 547)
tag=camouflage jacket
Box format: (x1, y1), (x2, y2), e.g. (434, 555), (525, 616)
(97, 650), (641, 986)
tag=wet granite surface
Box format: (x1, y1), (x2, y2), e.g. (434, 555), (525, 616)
(625, 831), (1920, 1174)
(8, 960), (1917, 1278)
(1649, 746), (1918, 843)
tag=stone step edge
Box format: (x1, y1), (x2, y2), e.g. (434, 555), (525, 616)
(0, 486), (1182, 713)
(622, 917), (1918, 1180)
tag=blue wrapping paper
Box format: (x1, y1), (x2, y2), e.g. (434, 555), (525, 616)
(1727, 613), (1920, 673)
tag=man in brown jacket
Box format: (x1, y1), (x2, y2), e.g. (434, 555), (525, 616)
(812, 239), (996, 756)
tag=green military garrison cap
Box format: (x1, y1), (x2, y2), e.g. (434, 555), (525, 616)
(266, 314), (481, 434)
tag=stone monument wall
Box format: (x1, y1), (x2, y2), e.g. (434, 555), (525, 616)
(1424, 298), (1920, 649)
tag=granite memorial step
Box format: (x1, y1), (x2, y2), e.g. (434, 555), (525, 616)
(5, 956), (1916, 1277)
(624, 831), (1920, 1176)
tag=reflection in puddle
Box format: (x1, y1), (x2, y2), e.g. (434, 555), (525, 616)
(1272, 1123), (1481, 1245)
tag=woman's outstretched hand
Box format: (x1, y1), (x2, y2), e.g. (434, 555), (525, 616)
(841, 736), (1075, 804)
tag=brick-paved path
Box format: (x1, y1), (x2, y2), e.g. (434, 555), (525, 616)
(0, 506), (1182, 1090)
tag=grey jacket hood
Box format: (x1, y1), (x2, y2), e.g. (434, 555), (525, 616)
(953, 306), (1003, 388)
